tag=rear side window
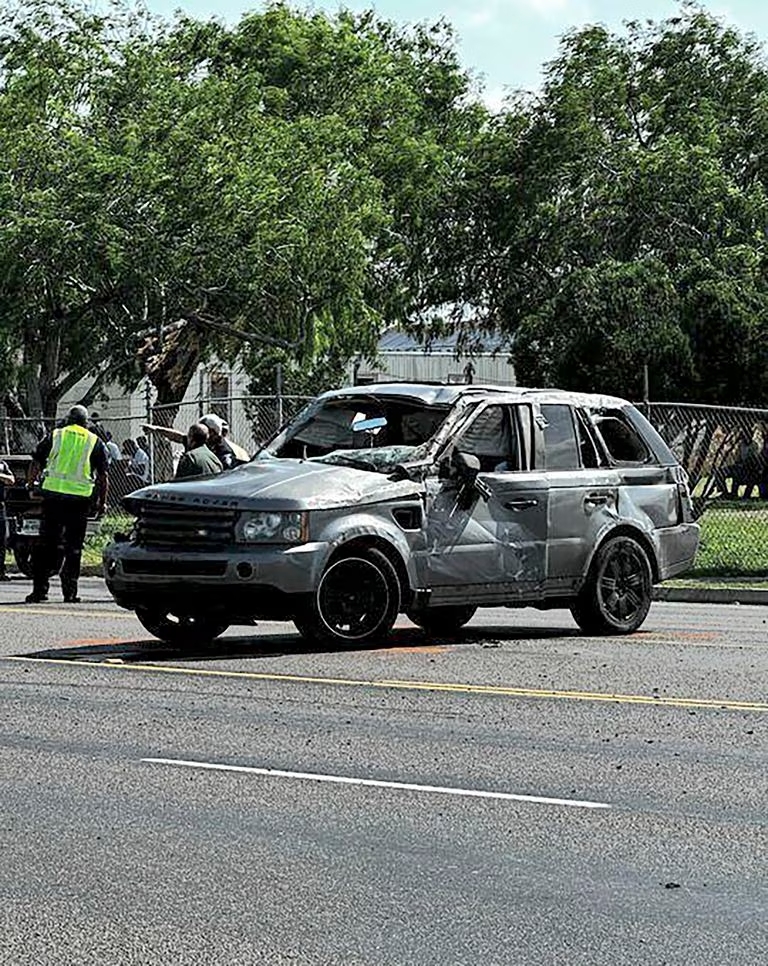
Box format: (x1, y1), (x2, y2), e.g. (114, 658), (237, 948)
(592, 411), (650, 463)
(540, 404), (580, 470)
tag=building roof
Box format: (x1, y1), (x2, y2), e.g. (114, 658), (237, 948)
(377, 328), (509, 356)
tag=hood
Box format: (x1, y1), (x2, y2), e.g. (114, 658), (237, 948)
(124, 457), (422, 512)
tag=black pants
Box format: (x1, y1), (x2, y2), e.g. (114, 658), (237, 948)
(0, 507), (6, 576)
(33, 495), (90, 598)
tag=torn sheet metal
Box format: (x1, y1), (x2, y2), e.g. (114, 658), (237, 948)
(414, 474), (548, 598)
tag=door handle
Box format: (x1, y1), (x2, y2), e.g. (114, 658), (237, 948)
(504, 499), (538, 511)
(584, 491), (612, 507)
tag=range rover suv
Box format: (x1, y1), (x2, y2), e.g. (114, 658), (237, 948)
(103, 384), (700, 645)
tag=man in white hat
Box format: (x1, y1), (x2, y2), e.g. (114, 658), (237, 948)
(199, 413), (241, 469)
(221, 419), (251, 464)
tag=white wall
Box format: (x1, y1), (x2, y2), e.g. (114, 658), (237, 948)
(356, 351), (515, 386)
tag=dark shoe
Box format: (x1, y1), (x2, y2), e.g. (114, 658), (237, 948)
(0, 573), (10, 582)
(25, 592), (49, 603)
(63, 595), (81, 604)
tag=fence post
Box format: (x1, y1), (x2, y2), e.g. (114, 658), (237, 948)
(144, 378), (154, 483)
(642, 362), (650, 417)
(276, 364), (284, 432)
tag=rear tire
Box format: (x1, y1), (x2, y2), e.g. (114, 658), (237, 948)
(407, 604), (477, 636)
(135, 607), (229, 647)
(294, 547), (401, 646)
(13, 541), (63, 578)
(571, 535), (652, 635)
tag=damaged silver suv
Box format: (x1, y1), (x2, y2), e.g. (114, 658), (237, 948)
(103, 384), (699, 646)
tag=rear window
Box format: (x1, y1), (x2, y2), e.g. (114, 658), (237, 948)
(592, 411), (650, 463)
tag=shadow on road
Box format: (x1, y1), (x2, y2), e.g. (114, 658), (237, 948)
(19, 622), (582, 665)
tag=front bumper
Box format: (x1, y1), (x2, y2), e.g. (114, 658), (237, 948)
(103, 541), (330, 619)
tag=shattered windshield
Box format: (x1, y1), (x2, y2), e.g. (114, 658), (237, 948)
(313, 445), (422, 473)
(267, 395), (448, 471)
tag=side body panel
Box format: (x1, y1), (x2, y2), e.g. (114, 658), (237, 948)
(545, 469), (621, 593)
(416, 472), (549, 605)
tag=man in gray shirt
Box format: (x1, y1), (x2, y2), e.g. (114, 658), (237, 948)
(174, 424), (223, 480)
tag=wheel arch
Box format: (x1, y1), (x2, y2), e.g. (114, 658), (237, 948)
(585, 524), (660, 584)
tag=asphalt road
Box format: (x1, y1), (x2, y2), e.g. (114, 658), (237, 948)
(1, 577), (766, 966)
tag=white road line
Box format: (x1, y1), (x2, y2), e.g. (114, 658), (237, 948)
(141, 757), (611, 810)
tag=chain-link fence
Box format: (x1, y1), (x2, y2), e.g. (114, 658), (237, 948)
(646, 402), (768, 576)
(0, 395), (312, 510)
(3, 395), (766, 576)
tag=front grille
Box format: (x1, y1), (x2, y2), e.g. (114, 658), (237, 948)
(136, 503), (237, 550)
(123, 559), (228, 577)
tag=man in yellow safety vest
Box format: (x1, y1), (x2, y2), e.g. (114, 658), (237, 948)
(26, 405), (109, 604)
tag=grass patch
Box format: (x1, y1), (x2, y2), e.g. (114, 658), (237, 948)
(691, 502), (768, 577)
(82, 512), (133, 567)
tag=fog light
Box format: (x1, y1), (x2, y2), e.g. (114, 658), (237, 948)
(106, 560), (117, 578)
(236, 561), (254, 580)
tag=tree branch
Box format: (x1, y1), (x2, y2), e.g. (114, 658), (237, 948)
(183, 310), (311, 351)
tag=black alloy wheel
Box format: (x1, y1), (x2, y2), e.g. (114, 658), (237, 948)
(294, 548), (401, 645)
(135, 607), (229, 646)
(570, 535), (653, 635)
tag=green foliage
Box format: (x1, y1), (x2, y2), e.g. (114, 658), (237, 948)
(513, 258), (692, 397)
(3, 2), (767, 410)
(466, 6), (768, 403)
(0, 0), (482, 414)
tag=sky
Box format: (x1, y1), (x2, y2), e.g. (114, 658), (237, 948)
(139, 0), (768, 108)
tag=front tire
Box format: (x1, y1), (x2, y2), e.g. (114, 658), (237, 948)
(294, 547), (401, 646)
(571, 535), (653, 635)
(407, 604), (477, 636)
(135, 607), (229, 646)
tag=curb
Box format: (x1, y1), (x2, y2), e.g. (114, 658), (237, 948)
(653, 587), (768, 605)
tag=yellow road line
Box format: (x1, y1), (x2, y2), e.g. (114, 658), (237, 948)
(5, 655), (767, 712)
(0, 605), (135, 619)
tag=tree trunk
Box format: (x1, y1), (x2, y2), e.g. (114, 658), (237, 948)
(141, 319), (207, 481)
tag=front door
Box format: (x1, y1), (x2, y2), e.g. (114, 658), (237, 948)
(416, 403), (549, 605)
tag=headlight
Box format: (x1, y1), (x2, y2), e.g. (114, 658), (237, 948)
(239, 511), (307, 544)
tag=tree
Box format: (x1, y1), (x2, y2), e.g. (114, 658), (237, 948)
(0, 1), (484, 416)
(128, 5), (484, 400)
(468, 6), (768, 404)
(0, 0), (150, 418)
(513, 258), (692, 398)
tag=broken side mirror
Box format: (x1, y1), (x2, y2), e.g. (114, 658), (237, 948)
(453, 450), (481, 480)
(437, 449), (480, 482)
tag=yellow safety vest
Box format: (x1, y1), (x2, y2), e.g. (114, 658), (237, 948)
(42, 425), (98, 498)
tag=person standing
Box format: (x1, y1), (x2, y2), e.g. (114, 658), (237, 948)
(122, 438), (150, 484)
(221, 420), (251, 464)
(104, 431), (122, 465)
(200, 413), (240, 469)
(0, 458), (15, 581)
(26, 405), (108, 604)
(174, 423), (223, 480)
